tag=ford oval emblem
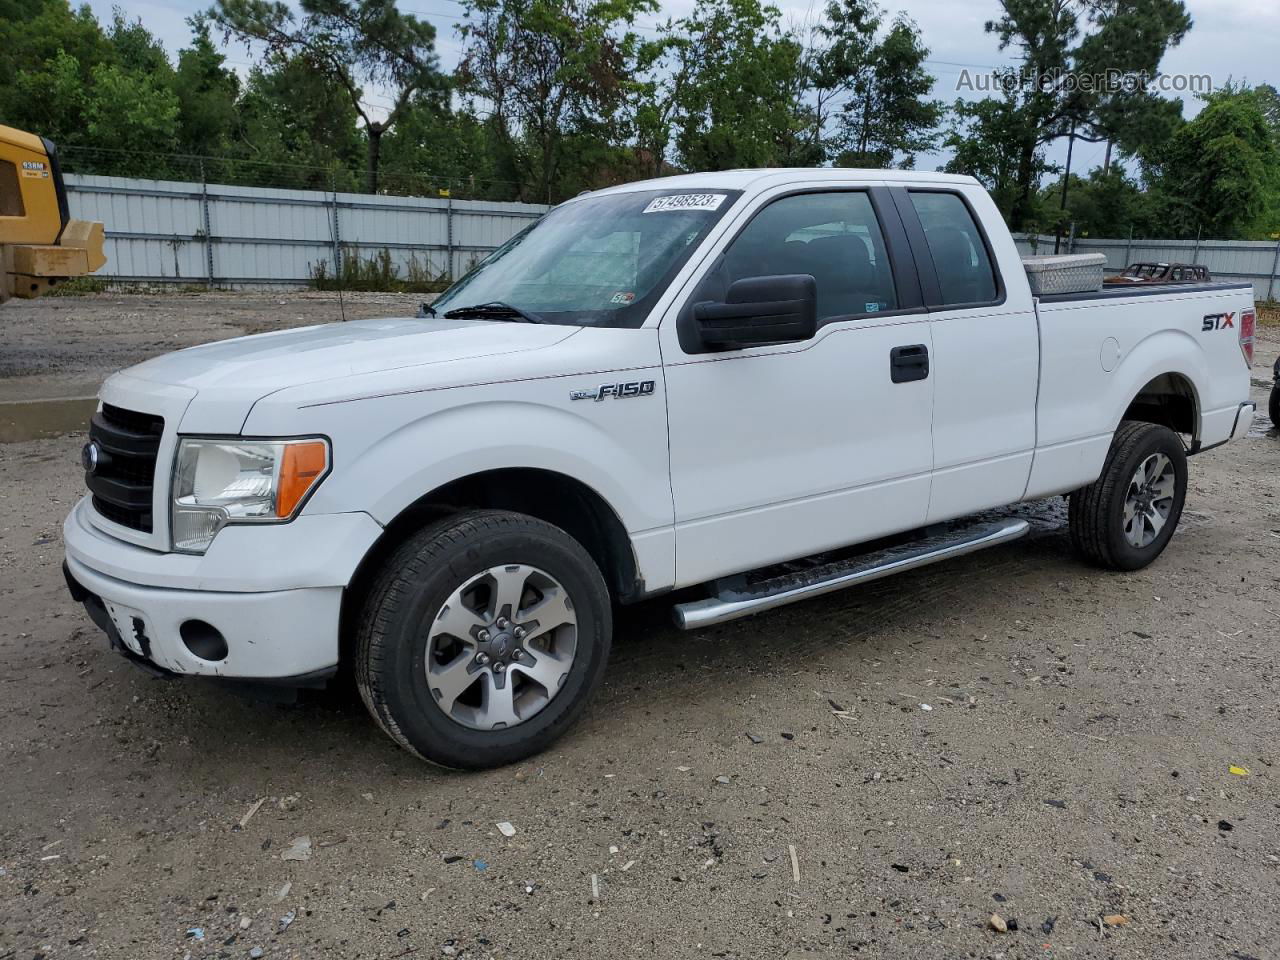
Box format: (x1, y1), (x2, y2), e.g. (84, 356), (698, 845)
(81, 441), (100, 474)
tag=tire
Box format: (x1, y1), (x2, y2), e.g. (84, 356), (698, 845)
(1068, 420), (1188, 571)
(355, 509), (612, 769)
(1269, 385), (1279, 430)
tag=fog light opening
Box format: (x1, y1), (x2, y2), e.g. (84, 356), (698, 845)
(180, 620), (229, 662)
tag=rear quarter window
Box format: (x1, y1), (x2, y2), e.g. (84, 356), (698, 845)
(909, 191), (998, 306)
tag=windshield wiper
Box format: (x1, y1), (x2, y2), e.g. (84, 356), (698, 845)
(442, 301), (543, 323)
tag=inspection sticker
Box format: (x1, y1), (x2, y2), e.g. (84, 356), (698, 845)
(643, 193), (727, 214)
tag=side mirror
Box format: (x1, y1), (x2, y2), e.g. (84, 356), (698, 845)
(693, 274), (817, 349)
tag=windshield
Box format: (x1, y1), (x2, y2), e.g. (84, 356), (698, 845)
(431, 188), (742, 328)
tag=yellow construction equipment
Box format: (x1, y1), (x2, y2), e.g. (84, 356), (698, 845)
(0, 124), (106, 303)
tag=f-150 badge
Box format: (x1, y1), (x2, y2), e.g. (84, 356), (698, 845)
(571, 380), (656, 401)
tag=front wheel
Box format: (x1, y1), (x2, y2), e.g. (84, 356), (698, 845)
(1269, 384), (1279, 429)
(1068, 421), (1188, 571)
(356, 510), (612, 769)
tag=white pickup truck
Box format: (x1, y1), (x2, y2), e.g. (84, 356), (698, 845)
(63, 169), (1257, 768)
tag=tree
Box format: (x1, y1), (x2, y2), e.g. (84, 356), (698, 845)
(232, 53), (366, 189)
(653, 0), (807, 172)
(943, 94), (1043, 222)
(172, 18), (242, 158)
(982, 0), (1192, 229)
(1255, 84), (1280, 141)
(795, 0), (881, 164)
(210, 0), (445, 193)
(82, 61), (181, 174)
(1152, 90), (1277, 238)
(627, 28), (695, 178)
(0, 0), (113, 141)
(1035, 166), (1157, 237)
(457, 0), (654, 203)
(640, 0), (941, 175)
(830, 14), (941, 168)
(1, 7), (179, 174)
(380, 97), (505, 198)
(1246, 84), (1280, 237)
(105, 8), (173, 77)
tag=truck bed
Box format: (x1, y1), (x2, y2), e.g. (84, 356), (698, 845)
(1039, 281), (1253, 304)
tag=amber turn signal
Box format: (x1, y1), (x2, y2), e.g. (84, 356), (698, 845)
(276, 440), (329, 517)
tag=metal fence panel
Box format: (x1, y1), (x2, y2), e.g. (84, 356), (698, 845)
(65, 173), (548, 288)
(1013, 232), (1280, 299)
(65, 174), (1280, 300)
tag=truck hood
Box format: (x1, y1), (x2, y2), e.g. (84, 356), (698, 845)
(112, 317), (579, 432)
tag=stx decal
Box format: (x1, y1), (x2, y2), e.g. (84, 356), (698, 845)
(1202, 312), (1235, 331)
(570, 380), (656, 402)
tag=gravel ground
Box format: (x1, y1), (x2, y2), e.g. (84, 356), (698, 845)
(1, 295), (1278, 959)
(0, 291), (422, 402)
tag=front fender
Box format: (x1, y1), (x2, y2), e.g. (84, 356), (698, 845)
(242, 326), (675, 589)
(326, 396), (673, 535)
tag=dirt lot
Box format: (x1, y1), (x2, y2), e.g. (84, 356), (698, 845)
(0, 291), (420, 403)
(2, 293), (1279, 960)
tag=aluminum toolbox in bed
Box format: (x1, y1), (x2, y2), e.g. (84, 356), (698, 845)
(1022, 253), (1106, 296)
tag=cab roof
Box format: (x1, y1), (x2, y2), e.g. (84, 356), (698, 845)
(576, 167), (982, 202)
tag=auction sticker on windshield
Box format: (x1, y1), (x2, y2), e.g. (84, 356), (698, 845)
(643, 193), (727, 214)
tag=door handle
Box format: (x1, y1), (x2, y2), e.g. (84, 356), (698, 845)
(890, 344), (929, 383)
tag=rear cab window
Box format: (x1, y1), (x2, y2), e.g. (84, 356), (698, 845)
(908, 191), (1000, 307)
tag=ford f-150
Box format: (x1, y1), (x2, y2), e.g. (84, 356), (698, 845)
(63, 169), (1258, 768)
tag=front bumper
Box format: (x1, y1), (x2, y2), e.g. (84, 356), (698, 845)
(63, 497), (383, 681)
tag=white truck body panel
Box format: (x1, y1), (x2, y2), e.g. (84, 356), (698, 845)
(246, 325), (677, 591)
(63, 168), (1256, 680)
(920, 183), (1040, 524)
(1027, 287), (1251, 499)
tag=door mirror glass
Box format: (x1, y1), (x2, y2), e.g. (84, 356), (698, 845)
(693, 274), (817, 349)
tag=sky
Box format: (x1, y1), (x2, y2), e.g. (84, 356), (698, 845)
(90, 0), (1280, 174)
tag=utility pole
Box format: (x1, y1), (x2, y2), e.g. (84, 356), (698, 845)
(1054, 126), (1076, 255)
(199, 159), (214, 289)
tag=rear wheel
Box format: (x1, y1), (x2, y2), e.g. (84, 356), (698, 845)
(1068, 421), (1187, 571)
(356, 510), (611, 769)
(1269, 385), (1279, 429)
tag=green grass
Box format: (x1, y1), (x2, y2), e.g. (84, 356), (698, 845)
(311, 247), (451, 294)
(45, 275), (111, 296)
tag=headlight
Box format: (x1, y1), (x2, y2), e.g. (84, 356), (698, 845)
(171, 437), (330, 553)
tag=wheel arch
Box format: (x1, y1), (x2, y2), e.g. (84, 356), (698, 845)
(1118, 370), (1201, 445)
(1105, 328), (1209, 446)
(339, 468), (642, 669)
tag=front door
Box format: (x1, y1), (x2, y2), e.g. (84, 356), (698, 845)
(660, 187), (936, 588)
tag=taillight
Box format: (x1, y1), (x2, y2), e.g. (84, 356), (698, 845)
(1240, 306), (1256, 366)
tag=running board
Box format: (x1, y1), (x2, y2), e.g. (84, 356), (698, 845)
(672, 518), (1030, 630)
